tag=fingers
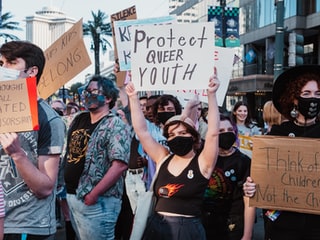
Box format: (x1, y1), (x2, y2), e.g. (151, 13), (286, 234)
(243, 176), (256, 197)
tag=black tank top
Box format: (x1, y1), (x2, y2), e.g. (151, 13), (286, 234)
(154, 154), (209, 216)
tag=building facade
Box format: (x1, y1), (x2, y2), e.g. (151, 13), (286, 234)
(25, 6), (76, 50)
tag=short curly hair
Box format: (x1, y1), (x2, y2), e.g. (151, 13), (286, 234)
(278, 73), (320, 121)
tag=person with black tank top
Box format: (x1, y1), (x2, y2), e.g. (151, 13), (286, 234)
(126, 70), (220, 240)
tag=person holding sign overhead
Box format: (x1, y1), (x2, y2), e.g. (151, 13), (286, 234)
(244, 65), (320, 240)
(126, 71), (220, 240)
(0, 41), (65, 239)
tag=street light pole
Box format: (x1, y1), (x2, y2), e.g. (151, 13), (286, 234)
(274, 0), (285, 81)
(220, 0), (226, 47)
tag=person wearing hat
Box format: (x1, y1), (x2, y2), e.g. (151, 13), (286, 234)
(125, 73), (220, 240)
(243, 65), (320, 239)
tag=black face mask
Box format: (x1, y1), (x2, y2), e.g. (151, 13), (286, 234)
(167, 136), (194, 156)
(298, 97), (320, 119)
(219, 132), (236, 150)
(157, 112), (175, 125)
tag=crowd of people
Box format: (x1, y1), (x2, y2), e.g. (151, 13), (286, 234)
(0, 39), (319, 240)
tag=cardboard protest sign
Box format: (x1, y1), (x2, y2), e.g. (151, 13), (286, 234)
(111, 5), (137, 87)
(38, 19), (91, 99)
(0, 77), (38, 133)
(131, 22), (215, 91)
(250, 135), (320, 215)
(164, 46), (235, 106)
(113, 15), (176, 71)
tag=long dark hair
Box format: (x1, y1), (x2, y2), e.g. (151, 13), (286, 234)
(231, 101), (252, 128)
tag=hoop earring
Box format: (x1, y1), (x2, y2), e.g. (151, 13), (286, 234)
(290, 105), (298, 118)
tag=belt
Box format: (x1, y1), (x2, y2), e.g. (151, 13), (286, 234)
(128, 168), (144, 174)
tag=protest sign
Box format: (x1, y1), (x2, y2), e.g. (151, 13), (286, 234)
(165, 46), (235, 106)
(113, 15), (176, 71)
(131, 22), (215, 91)
(250, 135), (320, 215)
(38, 19), (91, 99)
(111, 5), (137, 86)
(0, 77), (38, 133)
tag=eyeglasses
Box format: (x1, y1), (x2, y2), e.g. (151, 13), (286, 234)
(82, 89), (104, 97)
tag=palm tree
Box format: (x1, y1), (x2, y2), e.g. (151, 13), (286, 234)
(0, 12), (22, 42)
(83, 10), (112, 75)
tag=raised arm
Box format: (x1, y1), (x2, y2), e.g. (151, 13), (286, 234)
(199, 73), (220, 179)
(126, 82), (169, 164)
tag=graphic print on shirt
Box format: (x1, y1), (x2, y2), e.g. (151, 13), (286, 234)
(158, 183), (184, 198)
(0, 131), (37, 204)
(204, 167), (233, 199)
(67, 129), (90, 164)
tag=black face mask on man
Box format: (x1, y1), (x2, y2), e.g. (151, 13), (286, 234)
(157, 112), (176, 125)
(219, 132), (236, 150)
(298, 96), (320, 119)
(167, 136), (194, 156)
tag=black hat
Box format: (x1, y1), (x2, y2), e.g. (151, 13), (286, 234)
(272, 65), (320, 115)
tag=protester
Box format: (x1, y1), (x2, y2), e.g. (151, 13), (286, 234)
(244, 65), (320, 240)
(202, 114), (255, 240)
(145, 95), (160, 123)
(231, 101), (261, 136)
(0, 41), (65, 239)
(152, 94), (182, 127)
(231, 101), (261, 158)
(51, 99), (76, 240)
(64, 75), (131, 239)
(126, 71), (220, 239)
(139, 95), (148, 117)
(262, 100), (283, 134)
(143, 93), (182, 189)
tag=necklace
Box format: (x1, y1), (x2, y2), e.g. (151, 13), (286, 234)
(294, 120), (316, 127)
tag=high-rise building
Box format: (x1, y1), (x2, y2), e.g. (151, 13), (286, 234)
(25, 6), (76, 50)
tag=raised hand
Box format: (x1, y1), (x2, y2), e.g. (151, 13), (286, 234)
(125, 81), (138, 98)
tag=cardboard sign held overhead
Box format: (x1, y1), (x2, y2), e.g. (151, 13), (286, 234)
(131, 22), (215, 91)
(0, 77), (38, 133)
(38, 19), (91, 99)
(250, 135), (320, 215)
(111, 5), (137, 87)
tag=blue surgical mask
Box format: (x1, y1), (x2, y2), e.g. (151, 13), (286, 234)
(0, 67), (21, 80)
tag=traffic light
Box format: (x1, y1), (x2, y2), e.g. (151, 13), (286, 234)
(288, 32), (304, 66)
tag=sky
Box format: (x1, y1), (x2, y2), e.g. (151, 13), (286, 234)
(2, 0), (169, 86)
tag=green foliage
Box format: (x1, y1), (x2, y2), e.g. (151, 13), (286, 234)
(0, 12), (22, 42)
(83, 10), (113, 74)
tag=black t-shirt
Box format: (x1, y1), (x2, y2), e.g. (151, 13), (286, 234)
(203, 148), (251, 215)
(269, 121), (320, 137)
(64, 112), (102, 194)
